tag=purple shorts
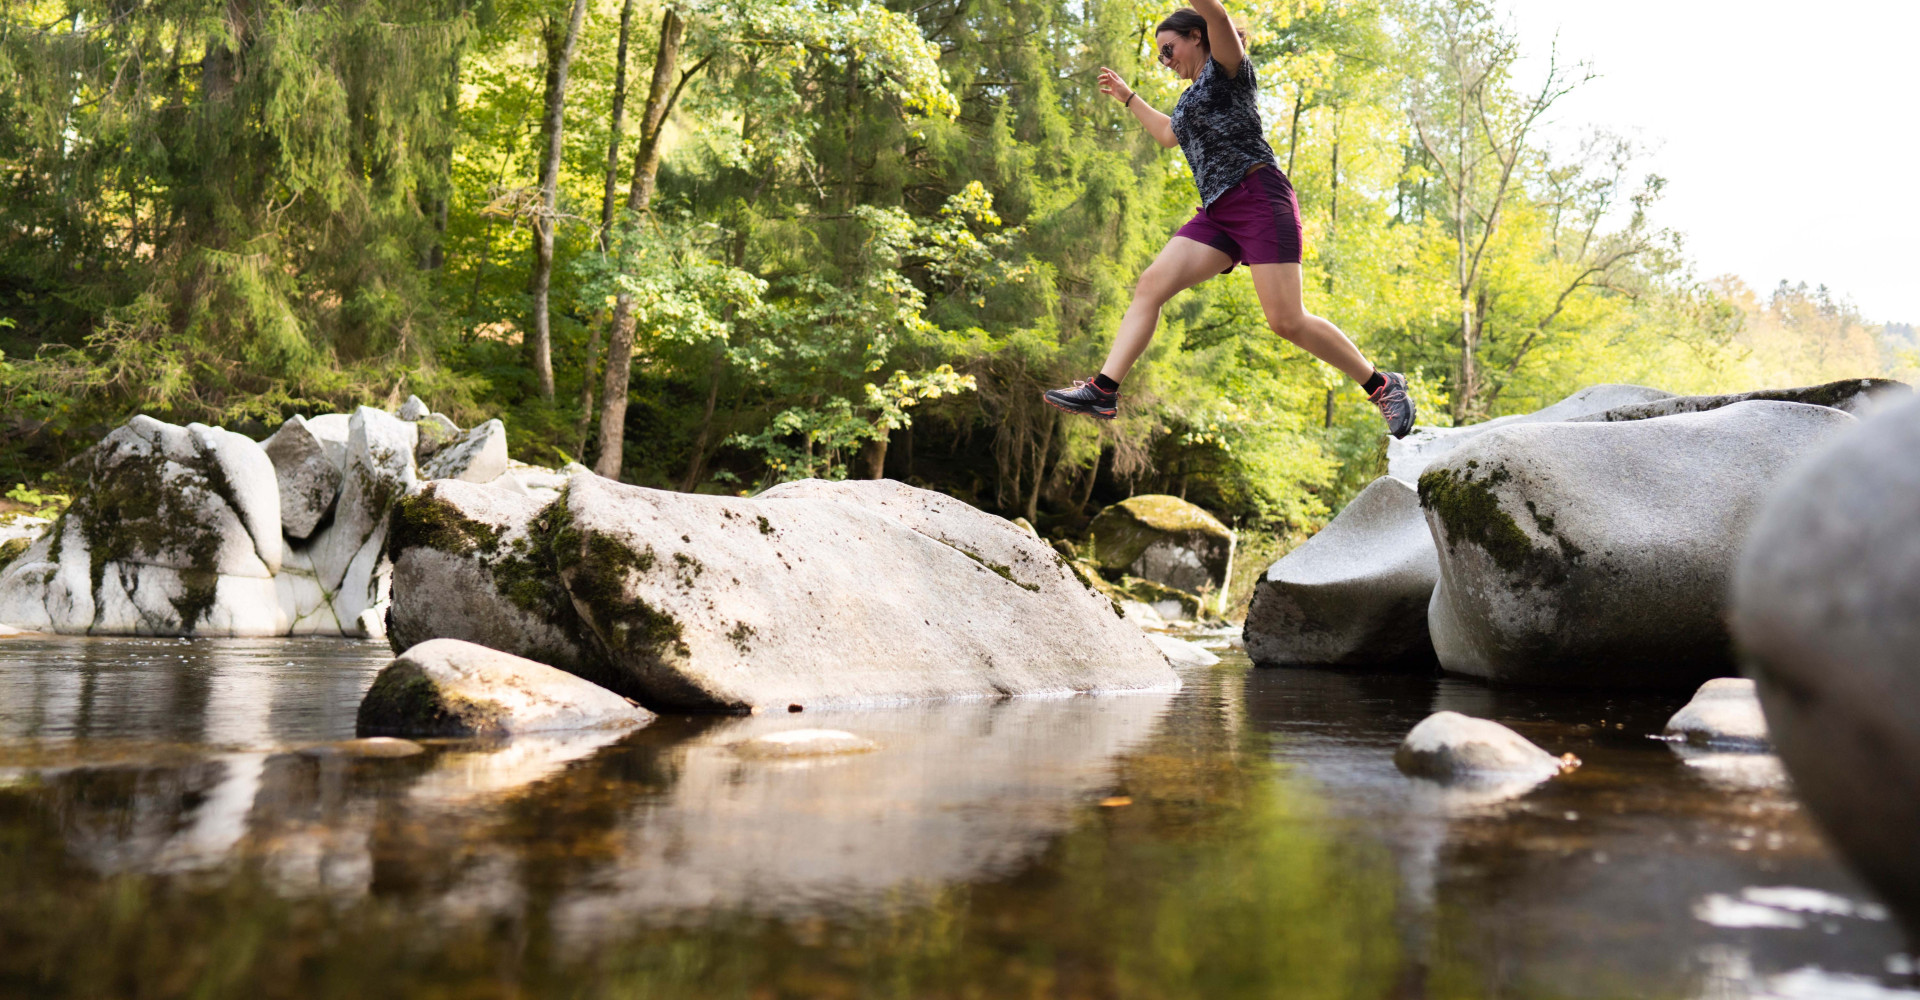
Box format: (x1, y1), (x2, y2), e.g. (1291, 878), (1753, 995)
(1174, 165), (1303, 271)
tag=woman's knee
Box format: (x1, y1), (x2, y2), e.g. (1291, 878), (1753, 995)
(1267, 313), (1308, 342)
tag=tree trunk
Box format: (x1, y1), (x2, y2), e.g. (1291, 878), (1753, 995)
(860, 437), (888, 480)
(596, 7), (688, 480)
(528, 0), (591, 402)
(1024, 413), (1055, 524)
(678, 351), (726, 490)
(599, 0), (635, 248)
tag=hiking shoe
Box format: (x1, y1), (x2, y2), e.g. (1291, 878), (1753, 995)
(1044, 377), (1119, 420)
(1369, 372), (1416, 439)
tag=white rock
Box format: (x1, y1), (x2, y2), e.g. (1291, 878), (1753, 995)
(1664, 678), (1770, 748)
(386, 480), (597, 672)
(1422, 401), (1856, 688)
(189, 422), (282, 574)
(413, 413), (462, 463)
(421, 419), (508, 484)
(1245, 476), (1438, 666)
(1387, 383), (1673, 482)
(1394, 711), (1563, 784)
(1148, 632), (1220, 667)
(303, 413), (351, 469)
(397, 395), (430, 421)
(392, 475), (1178, 711)
(356, 638), (653, 737)
(308, 406), (416, 594)
(1731, 388), (1920, 935)
(1088, 495), (1235, 596)
(1569, 378), (1909, 423)
(262, 415), (342, 540)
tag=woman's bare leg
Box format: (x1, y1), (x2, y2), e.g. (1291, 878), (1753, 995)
(1099, 237), (1234, 383)
(1247, 262), (1374, 383)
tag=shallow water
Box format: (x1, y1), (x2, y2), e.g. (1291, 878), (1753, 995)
(0, 635), (1912, 999)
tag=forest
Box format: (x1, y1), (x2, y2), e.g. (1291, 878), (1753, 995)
(1, 0), (1912, 546)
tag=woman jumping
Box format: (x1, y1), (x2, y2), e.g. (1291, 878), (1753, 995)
(1043, 1), (1415, 438)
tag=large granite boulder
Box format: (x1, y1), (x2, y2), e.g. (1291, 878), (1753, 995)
(356, 638), (653, 738)
(0, 415), (285, 635)
(1087, 494), (1234, 598)
(1570, 377), (1908, 423)
(1387, 383), (1673, 481)
(1731, 391), (1920, 936)
(389, 474), (1178, 711)
(1420, 401), (1856, 688)
(303, 406), (416, 630)
(386, 480), (602, 676)
(1244, 476), (1438, 666)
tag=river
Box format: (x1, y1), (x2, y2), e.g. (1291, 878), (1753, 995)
(0, 635), (1910, 998)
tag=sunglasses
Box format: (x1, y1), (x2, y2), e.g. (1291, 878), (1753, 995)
(1159, 42), (1175, 64)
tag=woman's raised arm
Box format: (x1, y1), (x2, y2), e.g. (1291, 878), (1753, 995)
(1189, 0), (1246, 77)
(1098, 67), (1177, 148)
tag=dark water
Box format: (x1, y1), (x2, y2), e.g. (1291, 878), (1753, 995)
(0, 635), (1912, 999)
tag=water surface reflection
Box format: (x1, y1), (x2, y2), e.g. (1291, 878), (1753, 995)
(0, 636), (1910, 998)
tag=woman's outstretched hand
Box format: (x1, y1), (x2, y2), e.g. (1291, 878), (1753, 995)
(1097, 67), (1134, 107)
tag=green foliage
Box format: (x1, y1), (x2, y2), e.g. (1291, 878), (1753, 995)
(1, 0), (1907, 540)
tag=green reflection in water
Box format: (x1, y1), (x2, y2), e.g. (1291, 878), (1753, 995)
(0, 674), (1418, 999)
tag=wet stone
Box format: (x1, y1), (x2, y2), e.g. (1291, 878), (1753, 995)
(299, 737), (426, 759)
(356, 638), (653, 739)
(1663, 677), (1770, 749)
(1394, 711), (1564, 784)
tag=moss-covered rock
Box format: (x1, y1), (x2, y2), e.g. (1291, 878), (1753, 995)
(1087, 495), (1234, 599)
(1422, 401), (1857, 689)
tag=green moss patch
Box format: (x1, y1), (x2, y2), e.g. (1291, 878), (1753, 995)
(951, 545), (1041, 592)
(387, 485), (503, 561)
(1418, 461), (1580, 587)
(355, 662), (506, 738)
(0, 537), (32, 572)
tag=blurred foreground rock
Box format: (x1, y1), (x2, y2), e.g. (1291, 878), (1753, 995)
(1732, 390), (1920, 937)
(389, 475), (1178, 711)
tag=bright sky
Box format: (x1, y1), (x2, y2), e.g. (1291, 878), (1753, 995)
(1500, 0), (1920, 324)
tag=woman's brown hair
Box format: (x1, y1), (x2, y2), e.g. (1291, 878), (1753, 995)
(1154, 7), (1246, 50)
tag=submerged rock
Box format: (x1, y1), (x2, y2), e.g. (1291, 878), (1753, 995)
(390, 475), (1178, 711)
(1663, 678), (1770, 749)
(357, 638), (653, 738)
(1147, 632), (1220, 667)
(1394, 711), (1565, 784)
(1420, 401), (1856, 688)
(1088, 495), (1234, 598)
(732, 729), (878, 759)
(1245, 476), (1437, 666)
(1387, 383), (1673, 482)
(1731, 390), (1920, 936)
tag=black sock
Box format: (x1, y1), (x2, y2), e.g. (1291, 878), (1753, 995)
(1361, 371), (1386, 395)
(1092, 373), (1120, 393)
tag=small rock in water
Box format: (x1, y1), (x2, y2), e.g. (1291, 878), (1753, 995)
(299, 737), (426, 758)
(1664, 677), (1771, 749)
(733, 728), (878, 759)
(356, 638), (653, 738)
(1148, 632), (1220, 667)
(1394, 711), (1565, 784)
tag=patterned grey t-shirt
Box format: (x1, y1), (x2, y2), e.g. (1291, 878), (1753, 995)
(1169, 57), (1279, 207)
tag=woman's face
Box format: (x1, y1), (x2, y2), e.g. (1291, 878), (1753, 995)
(1155, 29), (1207, 81)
